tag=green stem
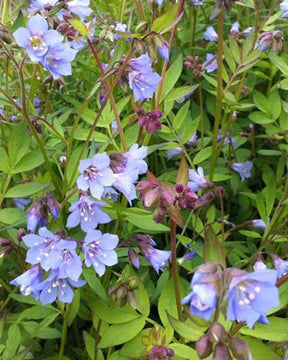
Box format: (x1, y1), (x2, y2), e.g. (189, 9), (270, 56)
(209, 9), (224, 181)
(136, 0), (146, 21)
(0, 173), (11, 207)
(88, 39), (127, 151)
(94, 319), (102, 360)
(170, 220), (183, 321)
(59, 308), (68, 358)
(1, 0), (9, 22)
(120, 0), (127, 22)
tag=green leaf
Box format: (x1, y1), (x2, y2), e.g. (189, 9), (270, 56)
(17, 305), (59, 322)
(151, 3), (180, 33)
(172, 101), (190, 131)
(158, 277), (185, 326)
(73, 129), (109, 143)
(30, 313), (60, 339)
(134, 277), (150, 317)
(249, 111), (274, 125)
(269, 52), (288, 76)
(169, 343), (198, 359)
(239, 230), (261, 238)
(256, 193), (267, 223)
(242, 337), (282, 360)
(83, 267), (108, 301)
(12, 149), (44, 173)
(0, 147), (10, 173)
(8, 122), (30, 168)
(160, 54), (183, 102)
(193, 146), (212, 165)
(83, 331), (95, 359)
(223, 42), (236, 72)
(165, 85), (199, 102)
(68, 19), (87, 36)
(5, 182), (50, 198)
(6, 324), (21, 358)
(88, 298), (140, 324)
(124, 209), (170, 232)
(240, 317), (288, 341)
(204, 225), (226, 267)
(37, 327), (61, 339)
(67, 289), (81, 326)
(98, 317), (146, 348)
(268, 91), (281, 120)
(167, 313), (204, 341)
(0, 208), (25, 225)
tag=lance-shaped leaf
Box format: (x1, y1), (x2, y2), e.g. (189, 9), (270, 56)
(204, 225), (226, 267)
(176, 156), (189, 185)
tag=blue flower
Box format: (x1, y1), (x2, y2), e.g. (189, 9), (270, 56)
(128, 53), (162, 102)
(36, 269), (85, 305)
(158, 43), (170, 61)
(271, 254), (288, 278)
(124, 144), (148, 181)
(191, 0), (204, 4)
(66, 0), (92, 19)
(82, 230), (119, 276)
(10, 266), (43, 299)
(280, 0), (288, 18)
(217, 131), (238, 149)
(29, 0), (58, 13)
(230, 161), (253, 181)
(52, 240), (83, 281)
(203, 26), (218, 42)
(115, 22), (130, 40)
(23, 227), (61, 271)
(188, 167), (213, 192)
(156, 0), (165, 5)
(227, 269), (279, 328)
(13, 197), (30, 210)
(203, 53), (218, 73)
(230, 21), (240, 36)
(251, 219), (267, 230)
(167, 147), (183, 159)
(67, 194), (111, 232)
(145, 248), (171, 273)
(40, 42), (77, 80)
(182, 271), (218, 321)
(13, 15), (63, 62)
(77, 153), (114, 200)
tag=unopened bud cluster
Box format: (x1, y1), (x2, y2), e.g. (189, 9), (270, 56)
(109, 275), (138, 308)
(137, 109), (163, 134)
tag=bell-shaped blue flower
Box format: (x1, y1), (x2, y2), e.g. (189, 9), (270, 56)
(227, 269), (279, 328)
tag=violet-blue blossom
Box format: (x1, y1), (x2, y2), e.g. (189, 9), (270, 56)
(167, 147), (182, 159)
(188, 167), (213, 192)
(10, 266), (43, 299)
(281, 0), (288, 18)
(40, 42), (77, 80)
(77, 153), (114, 200)
(13, 197), (30, 210)
(112, 172), (137, 204)
(156, 0), (165, 5)
(227, 269), (279, 328)
(27, 198), (47, 233)
(243, 27), (254, 36)
(67, 194), (111, 232)
(182, 271), (218, 321)
(251, 219), (266, 230)
(23, 227), (61, 271)
(13, 15), (63, 62)
(124, 144), (148, 181)
(217, 131), (238, 149)
(271, 254), (288, 278)
(128, 53), (162, 102)
(203, 53), (218, 73)
(145, 248), (171, 273)
(66, 0), (93, 19)
(115, 22), (130, 40)
(29, 0), (58, 13)
(82, 230), (119, 276)
(191, 0), (204, 4)
(230, 21), (240, 36)
(158, 43), (170, 61)
(230, 161), (253, 181)
(203, 26), (218, 42)
(37, 269), (85, 305)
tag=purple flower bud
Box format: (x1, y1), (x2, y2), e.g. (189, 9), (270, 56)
(270, 254), (288, 279)
(45, 193), (59, 218)
(230, 22), (240, 36)
(208, 323), (227, 343)
(196, 335), (213, 359)
(27, 198), (47, 233)
(229, 161), (253, 181)
(188, 167), (213, 192)
(160, 190), (175, 209)
(157, 43), (170, 61)
(213, 343), (232, 360)
(229, 337), (252, 360)
(128, 248), (140, 269)
(203, 53), (217, 73)
(280, 0), (288, 18)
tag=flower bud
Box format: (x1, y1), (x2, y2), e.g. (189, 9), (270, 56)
(45, 193), (59, 218)
(160, 190), (175, 209)
(127, 291), (137, 309)
(17, 228), (26, 242)
(196, 335), (213, 359)
(213, 343), (232, 360)
(136, 21), (149, 33)
(208, 323), (227, 343)
(128, 248), (140, 269)
(229, 338), (252, 360)
(175, 183), (184, 193)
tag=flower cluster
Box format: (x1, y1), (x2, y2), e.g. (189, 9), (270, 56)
(13, 15), (77, 79)
(137, 109), (163, 134)
(182, 263), (280, 328)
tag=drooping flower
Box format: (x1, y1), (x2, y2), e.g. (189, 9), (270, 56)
(217, 131), (238, 149)
(230, 161), (253, 181)
(77, 153), (114, 200)
(37, 269), (85, 305)
(114, 22), (130, 40)
(157, 43), (170, 61)
(182, 264), (219, 321)
(270, 254), (288, 278)
(188, 167), (213, 192)
(251, 219), (267, 230)
(137, 234), (171, 273)
(227, 268), (279, 328)
(167, 147), (183, 159)
(258, 30), (284, 52)
(138, 109), (163, 134)
(67, 194), (111, 232)
(23, 227), (61, 271)
(40, 42), (77, 80)
(203, 53), (218, 73)
(203, 26), (218, 42)
(13, 197), (30, 210)
(65, 0), (93, 19)
(29, 0), (58, 13)
(128, 53), (162, 102)
(280, 0), (288, 18)
(10, 266), (43, 299)
(230, 21), (240, 36)
(13, 14), (63, 62)
(82, 230), (119, 276)
(123, 143), (148, 180)
(243, 26), (254, 36)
